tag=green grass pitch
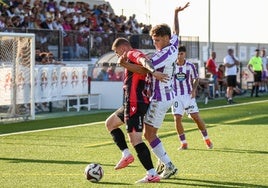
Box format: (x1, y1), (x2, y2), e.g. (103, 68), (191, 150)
(0, 95), (268, 187)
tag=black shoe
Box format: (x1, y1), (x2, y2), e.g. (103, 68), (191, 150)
(227, 99), (235, 104)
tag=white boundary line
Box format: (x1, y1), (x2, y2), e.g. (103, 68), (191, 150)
(0, 121), (105, 137)
(167, 99), (268, 114)
(1, 99), (267, 137)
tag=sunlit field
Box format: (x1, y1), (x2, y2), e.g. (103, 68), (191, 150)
(0, 95), (268, 187)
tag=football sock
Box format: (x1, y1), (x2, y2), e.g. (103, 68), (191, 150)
(110, 128), (128, 151)
(201, 130), (209, 139)
(150, 137), (171, 165)
(134, 142), (154, 171)
(179, 134), (187, 143)
(122, 149), (131, 157)
(147, 168), (157, 176)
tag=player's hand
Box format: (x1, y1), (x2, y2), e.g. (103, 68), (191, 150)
(175, 2), (190, 13)
(152, 71), (169, 83)
(117, 51), (127, 66)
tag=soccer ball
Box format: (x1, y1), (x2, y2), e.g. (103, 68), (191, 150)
(84, 163), (104, 182)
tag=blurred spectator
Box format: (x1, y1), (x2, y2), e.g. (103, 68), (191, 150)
(197, 78), (213, 104)
(206, 51), (219, 97)
(247, 49), (262, 97)
(260, 48), (268, 92)
(108, 63), (124, 81)
(47, 52), (65, 65)
(40, 15), (53, 29)
(39, 52), (49, 64)
(35, 47), (42, 63)
(217, 64), (227, 96)
(62, 14), (75, 59)
(223, 48), (240, 104)
(95, 62), (109, 81)
(0, 15), (5, 29)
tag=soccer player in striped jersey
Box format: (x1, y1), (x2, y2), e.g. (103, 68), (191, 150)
(105, 38), (169, 183)
(172, 45), (213, 150)
(143, 2), (190, 179)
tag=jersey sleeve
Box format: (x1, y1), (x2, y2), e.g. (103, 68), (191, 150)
(127, 50), (146, 65)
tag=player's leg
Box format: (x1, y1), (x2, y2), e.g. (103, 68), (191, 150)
(127, 103), (160, 183)
(128, 131), (160, 183)
(190, 112), (213, 149)
(144, 100), (178, 179)
(174, 114), (188, 149)
(172, 95), (189, 150)
(105, 107), (134, 170)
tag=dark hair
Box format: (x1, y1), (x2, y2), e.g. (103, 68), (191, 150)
(178, 45), (186, 52)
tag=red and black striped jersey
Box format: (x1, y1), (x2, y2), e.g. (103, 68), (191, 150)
(123, 49), (150, 104)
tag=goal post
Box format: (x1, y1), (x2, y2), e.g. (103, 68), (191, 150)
(0, 32), (35, 121)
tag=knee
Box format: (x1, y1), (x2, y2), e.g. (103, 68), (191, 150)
(190, 113), (199, 121)
(105, 116), (116, 132)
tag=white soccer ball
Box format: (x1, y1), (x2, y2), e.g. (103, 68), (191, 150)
(84, 163), (104, 182)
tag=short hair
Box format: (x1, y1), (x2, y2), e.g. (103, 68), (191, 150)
(149, 24), (171, 38)
(178, 45), (186, 52)
(228, 48), (233, 53)
(111, 37), (130, 51)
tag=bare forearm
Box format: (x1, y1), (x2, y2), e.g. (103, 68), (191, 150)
(120, 61), (148, 74)
(173, 10), (179, 35)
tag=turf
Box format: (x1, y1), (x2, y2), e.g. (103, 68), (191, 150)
(0, 95), (267, 187)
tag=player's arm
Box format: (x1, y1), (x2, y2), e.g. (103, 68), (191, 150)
(173, 2), (190, 35)
(224, 57), (238, 68)
(139, 57), (169, 82)
(247, 61), (254, 74)
(138, 57), (155, 73)
(118, 53), (147, 74)
(191, 77), (199, 98)
(118, 52), (169, 82)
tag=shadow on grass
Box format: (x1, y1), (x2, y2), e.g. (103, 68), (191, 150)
(189, 147), (268, 155)
(0, 157), (116, 167)
(93, 181), (132, 186)
(160, 177), (268, 188)
(158, 125), (217, 140)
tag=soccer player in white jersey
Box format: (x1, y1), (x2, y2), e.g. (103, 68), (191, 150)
(172, 45), (213, 150)
(143, 2), (190, 180)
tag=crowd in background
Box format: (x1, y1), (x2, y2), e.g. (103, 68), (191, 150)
(0, 0), (152, 35)
(0, 0), (153, 58)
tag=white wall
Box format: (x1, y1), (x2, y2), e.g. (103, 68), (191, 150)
(90, 81), (123, 109)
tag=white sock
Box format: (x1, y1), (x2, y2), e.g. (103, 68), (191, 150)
(152, 141), (171, 165)
(147, 168), (157, 176)
(122, 148), (131, 157)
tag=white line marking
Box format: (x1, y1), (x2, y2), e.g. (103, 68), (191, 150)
(0, 121), (105, 137)
(1, 99), (267, 137)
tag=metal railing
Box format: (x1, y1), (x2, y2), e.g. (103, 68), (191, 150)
(0, 28), (200, 61)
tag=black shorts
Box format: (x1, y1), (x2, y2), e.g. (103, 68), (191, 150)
(226, 75), (237, 87)
(115, 102), (149, 133)
(254, 71), (262, 82)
